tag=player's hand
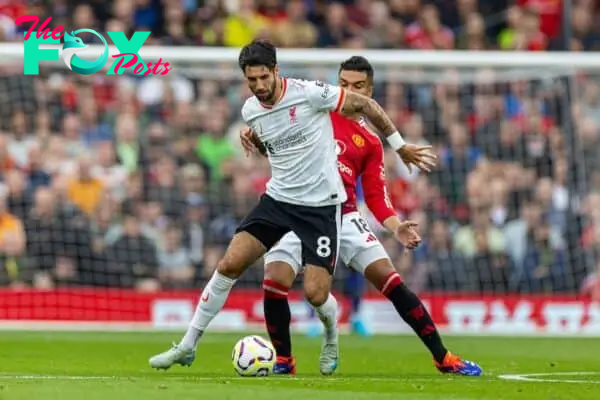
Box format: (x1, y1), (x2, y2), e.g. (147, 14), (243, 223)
(397, 144), (437, 173)
(394, 220), (421, 250)
(240, 126), (258, 157)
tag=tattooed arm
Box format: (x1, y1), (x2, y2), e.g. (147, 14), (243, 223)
(338, 89), (437, 173)
(339, 90), (399, 139)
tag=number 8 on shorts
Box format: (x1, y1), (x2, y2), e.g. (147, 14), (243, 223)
(316, 236), (332, 257)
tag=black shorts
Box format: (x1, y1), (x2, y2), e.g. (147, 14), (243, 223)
(236, 194), (341, 274)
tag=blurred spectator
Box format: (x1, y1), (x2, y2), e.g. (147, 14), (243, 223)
(105, 210), (159, 291)
(456, 13), (489, 51)
(157, 223), (194, 288)
(8, 110), (36, 169)
(426, 219), (469, 291)
(0, 134), (17, 173)
(317, 3), (353, 48)
(26, 144), (52, 191)
(362, 1), (392, 49)
(93, 141), (128, 200)
(148, 155), (185, 218)
(470, 228), (513, 293)
(114, 113), (140, 173)
(182, 193), (208, 274)
(195, 114), (235, 181)
(519, 221), (568, 292)
(25, 187), (81, 288)
(517, 0), (562, 39)
(224, 0), (269, 47)
(0, 189), (26, 286)
(405, 4), (454, 50)
(271, 0), (316, 48)
(5, 169), (32, 222)
(439, 123), (482, 207)
(499, 6), (547, 51)
(67, 155), (105, 216)
(454, 205), (506, 259)
(504, 196), (564, 270)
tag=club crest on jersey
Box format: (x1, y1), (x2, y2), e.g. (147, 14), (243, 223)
(289, 106), (297, 124)
(352, 134), (365, 148)
(335, 140), (346, 155)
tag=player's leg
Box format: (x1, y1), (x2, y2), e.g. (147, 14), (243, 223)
(262, 233), (303, 375)
(361, 257), (449, 361)
(359, 257), (482, 376)
(180, 232), (266, 347)
(346, 221), (482, 376)
(295, 204), (342, 376)
(149, 196), (288, 370)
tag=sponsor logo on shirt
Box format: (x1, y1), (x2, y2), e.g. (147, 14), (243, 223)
(338, 161), (353, 177)
(263, 131), (307, 154)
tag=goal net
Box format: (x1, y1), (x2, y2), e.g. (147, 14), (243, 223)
(0, 46), (598, 334)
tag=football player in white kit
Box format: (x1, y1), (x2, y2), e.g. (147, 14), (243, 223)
(252, 56), (483, 377)
(149, 40), (432, 371)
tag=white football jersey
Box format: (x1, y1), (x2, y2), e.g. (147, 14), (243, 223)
(241, 78), (348, 207)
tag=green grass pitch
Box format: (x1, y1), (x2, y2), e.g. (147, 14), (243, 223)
(0, 331), (599, 399)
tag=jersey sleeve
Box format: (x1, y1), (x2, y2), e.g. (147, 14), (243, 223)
(361, 136), (397, 225)
(304, 80), (346, 112)
(240, 99), (253, 123)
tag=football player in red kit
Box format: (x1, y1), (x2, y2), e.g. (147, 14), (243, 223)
(241, 56), (482, 377)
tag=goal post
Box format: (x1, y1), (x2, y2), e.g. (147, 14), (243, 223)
(0, 44), (598, 335)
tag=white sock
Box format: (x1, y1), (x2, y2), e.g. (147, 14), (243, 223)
(180, 271), (236, 350)
(314, 293), (338, 343)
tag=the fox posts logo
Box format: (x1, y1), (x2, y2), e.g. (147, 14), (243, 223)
(17, 15), (172, 76)
(62, 30), (108, 75)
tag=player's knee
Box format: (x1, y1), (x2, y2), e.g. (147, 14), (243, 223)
(303, 274), (330, 307)
(264, 262), (296, 289)
(304, 283), (329, 306)
(216, 258), (243, 279)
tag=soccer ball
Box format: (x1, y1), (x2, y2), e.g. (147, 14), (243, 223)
(232, 335), (276, 377)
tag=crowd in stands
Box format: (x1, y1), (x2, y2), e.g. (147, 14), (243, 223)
(0, 0), (600, 299)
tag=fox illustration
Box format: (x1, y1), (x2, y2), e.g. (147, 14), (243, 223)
(62, 32), (88, 71)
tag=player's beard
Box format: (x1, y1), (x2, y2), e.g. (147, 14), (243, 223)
(254, 80), (277, 104)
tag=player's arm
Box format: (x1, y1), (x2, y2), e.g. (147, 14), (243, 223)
(339, 90), (437, 173)
(362, 142), (420, 250)
(361, 140), (396, 228)
(240, 126), (267, 157)
(240, 102), (267, 157)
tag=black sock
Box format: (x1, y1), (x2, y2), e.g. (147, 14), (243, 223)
(386, 283), (448, 363)
(263, 290), (292, 358)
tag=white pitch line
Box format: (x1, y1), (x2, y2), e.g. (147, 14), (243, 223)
(498, 372), (600, 384)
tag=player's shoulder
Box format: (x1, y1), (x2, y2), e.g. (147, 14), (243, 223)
(288, 78), (331, 96)
(357, 121), (384, 151)
(286, 78), (325, 89)
(241, 96), (261, 121)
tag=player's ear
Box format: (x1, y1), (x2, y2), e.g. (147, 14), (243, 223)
(273, 65), (279, 77)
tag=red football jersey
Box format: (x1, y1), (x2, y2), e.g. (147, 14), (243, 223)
(329, 112), (396, 225)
